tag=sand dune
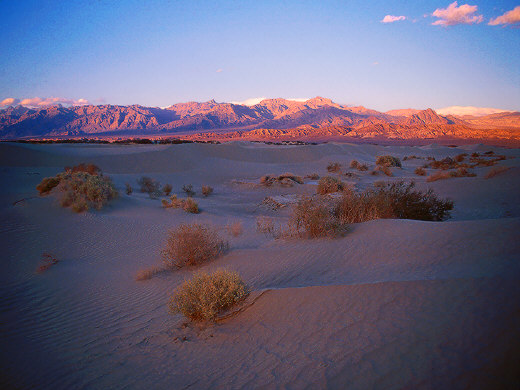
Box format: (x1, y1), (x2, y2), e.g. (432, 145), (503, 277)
(1, 141), (519, 389)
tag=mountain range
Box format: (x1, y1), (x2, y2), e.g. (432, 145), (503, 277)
(1, 97), (519, 142)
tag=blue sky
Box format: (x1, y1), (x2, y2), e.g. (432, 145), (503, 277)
(1, 0), (519, 112)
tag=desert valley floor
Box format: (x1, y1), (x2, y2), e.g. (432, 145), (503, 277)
(1, 141), (519, 389)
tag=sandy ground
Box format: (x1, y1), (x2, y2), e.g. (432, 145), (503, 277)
(0, 141), (519, 389)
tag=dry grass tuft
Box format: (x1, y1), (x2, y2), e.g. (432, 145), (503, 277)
(163, 184), (173, 196)
(256, 216), (277, 236)
(288, 196), (347, 238)
(327, 162), (342, 173)
(162, 224), (229, 269)
(183, 197), (199, 213)
(427, 167), (476, 182)
(376, 155), (402, 168)
(138, 176), (162, 198)
(182, 184), (195, 197)
(201, 185), (214, 197)
(169, 269), (249, 322)
(135, 266), (162, 281)
(260, 173), (303, 187)
(36, 253), (59, 273)
(226, 221), (243, 237)
(454, 153), (467, 162)
(485, 166), (511, 179)
(415, 167), (426, 176)
(317, 176), (346, 194)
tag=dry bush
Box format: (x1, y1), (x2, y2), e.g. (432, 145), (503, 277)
(168, 269), (249, 322)
(403, 155), (420, 161)
(376, 155), (402, 168)
(415, 167), (426, 176)
(37, 169), (118, 212)
(454, 153), (467, 162)
(426, 167), (476, 182)
(288, 196), (346, 238)
(304, 173), (320, 180)
(485, 166), (511, 179)
(370, 169), (380, 176)
(163, 184), (173, 196)
(375, 165), (393, 176)
(350, 160), (360, 169)
(484, 150), (495, 155)
(183, 197), (199, 213)
(36, 177), (61, 195)
(162, 224), (229, 269)
(471, 152), (480, 158)
(135, 266), (162, 281)
(256, 216), (277, 236)
(317, 176), (345, 194)
(65, 163), (101, 176)
(138, 176), (162, 198)
(260, 173), (303, 187)
(182, 184), (195, 196)
(335, 181), (453, 222)
(470, 158), (497, 167)
(201, 185), (214, 197)
(125, 183), (133, 195)
(327, 162), (341, 173)
(226, 221), (243, 237)
(162, 194), (182, 208)
(357, 164), (368, 171)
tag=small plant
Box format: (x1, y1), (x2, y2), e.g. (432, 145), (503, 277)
(350, 160), (360, 169)
(357, 164), (368, 171)
(138, 176), (162, 198)
(327, 162), (341, 173)
(376, 165), (393, 176)
(376, 155), (402, 168)
(36, 253), (59, 273)
(304, 173), (320, 180)
(317, 176), (345, 194)
(135, 266), (162, 281)
(182, 184), (195, 197)
(471, 152), (480, 158)
(163, 184), (173, 196)
(454, 153), (467, 162)
(125, 183), (133, 195)
(426, 167), (476, 182)
(415, 167), (426, 176)
(201, 185), (214, 197)
(162, 224), (228, 269)
(226, 221), (243, 237)
(260, 173), (303, 187)
(36, 177), (61, 195)
(288, 196), (346, 238)
(168, 269), (249, 322)
(256, 216), (277, 236)
(183, 197), (199, 213)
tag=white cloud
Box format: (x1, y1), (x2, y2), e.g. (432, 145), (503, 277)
(0, 98), (20, 107)
(432, 2), (483, 26)
(381, 15), (406, 23)
(489, 6), (520, 26)
(12, 97), (91, 108)
(436, 106), (512, 117)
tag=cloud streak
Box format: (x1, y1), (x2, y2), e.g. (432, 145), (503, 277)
(381, 15), (406, 23)
(1, 97), (90, 108)
(489, 6), (520, 26)
(432, 2), (483, 26)
(436, 106), (512, 117)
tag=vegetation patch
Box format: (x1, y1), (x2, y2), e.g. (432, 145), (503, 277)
(260, 173), (303, 187)
(288, 196), (346, 238)
(427, 167), (476, 182)
(138, 176), (162, 198)
(201, 185), (214, 197)
(169, 269), (249, 322)
(376, 155), (402, 168)
(317, 176), (346, 194)
(415, 167), (426, 176)
(162, 223), (228, 269)
(162, 195), (200, 213)
(327, 162), (341, 173)
(36, 164), (118, 212)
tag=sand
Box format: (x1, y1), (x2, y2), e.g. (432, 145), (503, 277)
(0, 141), (519, 389)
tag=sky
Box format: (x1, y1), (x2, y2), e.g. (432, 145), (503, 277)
(1, 0), (519, 112)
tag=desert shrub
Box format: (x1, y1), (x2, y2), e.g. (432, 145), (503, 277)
(350, 160), (360, 169)
(37, 177), (61, 195)
(125, 183), (133, 195)
(260, 173), (303, 187)
(183, 197), (199, 213)
(471, 152), (480, 158)
(304, 173), (320, 180)
(415, 167), (426, 176)
(36, 253), (59, 273)
(37, 169), (118, 212)
(357, 164), (368, 171)
(168, 269), (249, 322)
(403, 155), (420, 161)
(484, 150), (495, 155)
(163, 184), (173, 196)
(427, 167), (476, 182)
(64, 163), (100, 176)
(162, 224), (229, 269)
(201, 185), (214, 197)
(327, 162), (341, 173)
(375, 165), (393, 176)
(289, 196), (346, 238)
(138, 176), (161, 198)
(182, 184), (195, 197)
(376, 155), (402, 168)
(454, 153), (467, 162)
(485, 166), (511, 179)
(162, 194), (181, 208)
(370, 169), (380, 176)
(317, 176), (345, 194)
(335, 181), (453, 222)
(226, 221), (243, 237)
(256, 216), (277, 236)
